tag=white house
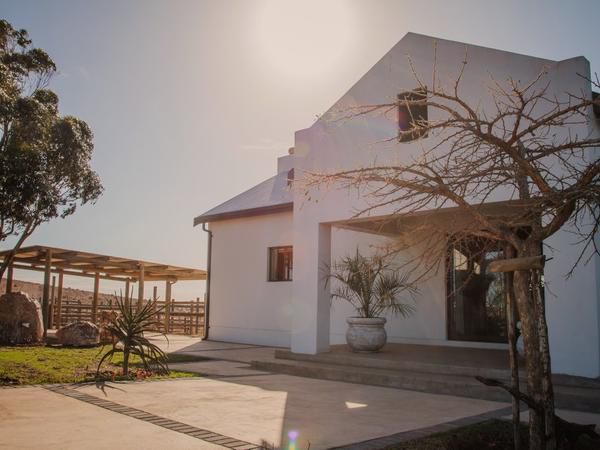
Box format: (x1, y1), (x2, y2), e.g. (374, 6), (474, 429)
(194, 33), (600, 378)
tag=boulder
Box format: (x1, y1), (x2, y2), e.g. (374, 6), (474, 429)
(56, 321), (100, 347)
(0, 292), (44, 345)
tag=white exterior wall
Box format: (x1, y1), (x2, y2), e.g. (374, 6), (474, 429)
(544, 229), (600, 377)
(329, 228), (509, 349)
(289, 33), (600, 377)
(209, 211), (293, 347)
(329, 228), (446, 345)
(201, 33), (599, 377)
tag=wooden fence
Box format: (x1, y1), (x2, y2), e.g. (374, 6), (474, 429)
(50, 298), (205, 336)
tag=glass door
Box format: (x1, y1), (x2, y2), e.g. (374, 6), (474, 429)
(447, 237), (507, 343)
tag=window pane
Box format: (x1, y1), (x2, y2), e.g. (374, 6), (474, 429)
(447, 238), (507, 343)
(398, 89), (428, 142)
(268, 246), (293, 281)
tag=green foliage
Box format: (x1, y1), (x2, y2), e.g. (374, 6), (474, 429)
(97, 293), (169, 377)
(0, 19), (102, 276)
(328, 250), (418, 318)
(0, 346), (197, 385)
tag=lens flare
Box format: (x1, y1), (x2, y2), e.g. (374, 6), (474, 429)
(287, 430), (299, 450)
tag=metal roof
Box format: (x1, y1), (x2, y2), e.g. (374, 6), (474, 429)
(194, 172), (293, 225)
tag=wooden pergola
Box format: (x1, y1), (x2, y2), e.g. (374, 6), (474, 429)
(0, 245), (207, 332)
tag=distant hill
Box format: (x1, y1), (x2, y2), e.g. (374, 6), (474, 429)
(0, 279), (115, 305)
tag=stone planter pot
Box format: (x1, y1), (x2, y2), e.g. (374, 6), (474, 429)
(346, 317), (387, 352)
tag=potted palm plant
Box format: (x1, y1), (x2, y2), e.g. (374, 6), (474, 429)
(328, 250), (418, 352)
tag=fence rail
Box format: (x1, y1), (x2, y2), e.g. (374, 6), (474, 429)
(50, 298), (205, 336)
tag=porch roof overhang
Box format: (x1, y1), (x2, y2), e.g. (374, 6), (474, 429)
(0, 245), (207, 282)
(330, 200), (535, 237)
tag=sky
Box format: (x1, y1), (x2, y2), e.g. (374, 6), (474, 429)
(1, 0), (599, 299)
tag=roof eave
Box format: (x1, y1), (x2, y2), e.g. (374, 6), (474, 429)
(193, 202), (293, 226)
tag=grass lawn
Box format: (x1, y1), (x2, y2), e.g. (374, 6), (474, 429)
(0, 346), (203, 385)
(384, 419), (598, 450)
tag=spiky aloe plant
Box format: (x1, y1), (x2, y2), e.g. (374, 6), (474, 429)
(328, 250), (418, 318)
(96, 292), (169, 377)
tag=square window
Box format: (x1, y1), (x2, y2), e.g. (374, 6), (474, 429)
(268, 246), (293, 281)
(398, 88), (428, 142)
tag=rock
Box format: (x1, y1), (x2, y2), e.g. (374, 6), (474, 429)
(0, 292), (44, 345)
(56, 321), (100, 347)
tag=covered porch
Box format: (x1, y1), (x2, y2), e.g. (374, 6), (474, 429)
(291, 202), (530, 356)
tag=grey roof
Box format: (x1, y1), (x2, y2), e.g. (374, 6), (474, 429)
(193, 172), (293, 225)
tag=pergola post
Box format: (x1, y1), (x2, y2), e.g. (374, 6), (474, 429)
(42, 249), (53, 336)
(195, 297), (200, 335)
(137, 263), (145, 310)
(91, 272), (100, 323)
(5, 264), (13, 294)
(152, 285), (158, 319)
(164, 280), (172, 332)
(48, 275), (56, 329)
(124, 279), (130, 308)
(56, 270), (64, 328)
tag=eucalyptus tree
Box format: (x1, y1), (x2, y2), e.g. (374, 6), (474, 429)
(0, 20), (102, 277)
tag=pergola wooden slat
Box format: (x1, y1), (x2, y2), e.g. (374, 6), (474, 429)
(0, 245), (207, 333)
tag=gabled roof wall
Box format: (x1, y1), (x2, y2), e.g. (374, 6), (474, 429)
(194, 33), (595, 226)
(292, 32), (593, 223)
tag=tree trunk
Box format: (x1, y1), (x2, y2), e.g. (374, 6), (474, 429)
(123, 348), (130, 376)
(513, 240), (556, 450)
(532, 267), (556, 450)
(0, 221), (36, 280)
(505, 246), (521, 450)
(513, 265), (544, 450)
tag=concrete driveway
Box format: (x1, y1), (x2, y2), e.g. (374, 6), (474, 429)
(0, 339), (519, 449)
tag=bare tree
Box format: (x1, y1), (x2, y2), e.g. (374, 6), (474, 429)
(304, 50), (600, 450)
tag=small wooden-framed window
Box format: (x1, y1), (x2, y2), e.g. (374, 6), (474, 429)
(268, 246), (293, 281)
(398, 88), (428, 142)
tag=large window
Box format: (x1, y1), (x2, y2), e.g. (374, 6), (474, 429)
(447, 237), (507, 343)
(268, 246), (293, 282)
(398, 88), (428, 142)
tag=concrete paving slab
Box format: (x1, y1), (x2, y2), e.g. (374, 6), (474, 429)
(0, 387), (221, 450)
(74, 372), (509, 449)
(150, 336), (280, 364)
(170, 359), (271, 378)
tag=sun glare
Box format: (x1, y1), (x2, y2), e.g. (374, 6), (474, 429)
(254, 0), (356, 82)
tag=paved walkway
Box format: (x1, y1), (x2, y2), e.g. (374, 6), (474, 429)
(1, 339), (598, 449)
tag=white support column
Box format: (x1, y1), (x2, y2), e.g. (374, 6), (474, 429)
(291, 222), (331, 354)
